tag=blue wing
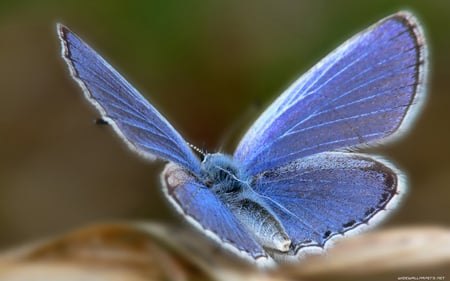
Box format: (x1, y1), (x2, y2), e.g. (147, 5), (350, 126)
(234, 12), (426, 176)
(253, 152), (402, 256)
(58, 24), (200, 172)
(161, 163), (270, 263)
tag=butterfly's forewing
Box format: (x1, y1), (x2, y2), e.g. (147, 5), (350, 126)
(254, 152), (402, 259)
(234, 12), (426, 176)
(161, 162), (271, 263)
(58, 25), (200, 172)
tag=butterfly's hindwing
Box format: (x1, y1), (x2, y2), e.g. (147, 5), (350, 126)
(253, 152), (402, 257)
(161, 162), (272, 263)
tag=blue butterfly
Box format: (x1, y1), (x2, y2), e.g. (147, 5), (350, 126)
(57, 11), (427, 266)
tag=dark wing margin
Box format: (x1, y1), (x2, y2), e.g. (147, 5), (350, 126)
(57, 24), (200, 172)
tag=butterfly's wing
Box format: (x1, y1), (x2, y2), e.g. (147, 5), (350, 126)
(253, 152), (402, 260)
(234, 12), (427, 176)
(58, 25), (200, 172)
(161, 162), (272, 264)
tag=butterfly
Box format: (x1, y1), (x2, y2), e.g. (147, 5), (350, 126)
(57, 11), (427, 266)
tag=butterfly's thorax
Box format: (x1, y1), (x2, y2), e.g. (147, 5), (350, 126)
(200, 153), (291, 252)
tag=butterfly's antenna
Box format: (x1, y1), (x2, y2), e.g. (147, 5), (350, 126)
(218, 100), (263, 151)
(188, 142), (206, 160)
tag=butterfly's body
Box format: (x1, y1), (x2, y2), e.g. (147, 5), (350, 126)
(57, 11), (427, 266)
(197, 153), (291, 252)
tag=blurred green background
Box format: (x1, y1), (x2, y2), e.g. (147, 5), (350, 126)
(0, 0), (448, 262)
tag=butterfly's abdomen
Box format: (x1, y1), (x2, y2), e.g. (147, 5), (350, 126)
(201, 153), (291, 252)
(231, 197), (292, 252)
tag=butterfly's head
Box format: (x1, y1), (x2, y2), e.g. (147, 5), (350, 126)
(200, 153), (247, 193)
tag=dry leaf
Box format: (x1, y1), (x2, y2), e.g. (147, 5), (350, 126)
(0, 223), (206, 281)
(0, 223), (449, 281)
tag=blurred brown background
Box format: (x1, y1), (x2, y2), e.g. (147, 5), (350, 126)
(0, 0), (448, 260)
